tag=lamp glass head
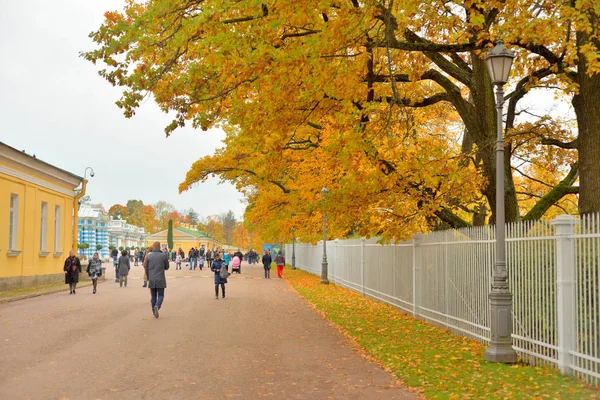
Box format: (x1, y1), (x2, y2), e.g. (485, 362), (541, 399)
(485, 40), (515, 84)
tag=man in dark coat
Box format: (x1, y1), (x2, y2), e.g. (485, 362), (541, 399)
(262, 250), (272, 279)
(144, 242), (170, 318)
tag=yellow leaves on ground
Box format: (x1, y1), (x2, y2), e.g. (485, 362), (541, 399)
(285, 269), (599, 399)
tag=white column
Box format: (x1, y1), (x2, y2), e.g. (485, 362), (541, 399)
(413, 233), (424, 317)
(551, 215), (578, 375)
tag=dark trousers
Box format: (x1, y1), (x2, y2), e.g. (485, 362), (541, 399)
(150, 288), (165, 310)
(215, 283), (225, 297)
(264, 267), (270, 278)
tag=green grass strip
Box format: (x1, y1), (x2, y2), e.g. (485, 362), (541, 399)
(285, 268), (599, 399)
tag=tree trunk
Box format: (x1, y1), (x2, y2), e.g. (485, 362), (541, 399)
(573, 30), (600, 215)
(465, 55), (521, 223)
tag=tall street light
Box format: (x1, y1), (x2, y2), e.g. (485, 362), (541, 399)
(484, 40), (518, 363)
(291, 212), (296, 270)
(320, 187), (329, 284)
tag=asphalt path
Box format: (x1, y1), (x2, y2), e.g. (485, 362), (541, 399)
(0, 261), (415, 399)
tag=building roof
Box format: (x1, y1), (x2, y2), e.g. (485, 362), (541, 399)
(78, 203), (108, 219)
(0, 141), (84, 181)
(176, 226), (214, 238)
(146, 226), (214, 239)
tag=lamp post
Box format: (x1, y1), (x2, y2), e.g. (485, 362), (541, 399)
(484, 40), (518, 363)
(320, 187), (329, 284)
(291, 212), (296, 270)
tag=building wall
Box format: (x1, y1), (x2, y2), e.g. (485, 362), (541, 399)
(0, 162), (77, 289)
(107, 219), (145, 250)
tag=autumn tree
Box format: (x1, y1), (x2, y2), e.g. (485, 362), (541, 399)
(184, 208), (200, 225)
(139, 205), (161, 233)
(154, 201), (176, 229)
(84, 0), (598, 240)
(219, 210), (237, 245)
(108, 204), (128, 220)
(232, 222), (251, 249)
(205, 216), (225, 243)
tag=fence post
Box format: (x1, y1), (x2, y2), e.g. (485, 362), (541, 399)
(551, 215), (578, 375)
(361, 238), (366, 296)
(413, 233), (424, 317)
(392, 243), (397, 300)
(334, 239), (339, 285)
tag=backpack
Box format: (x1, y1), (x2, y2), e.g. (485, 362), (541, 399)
(199, 248), (205, 256)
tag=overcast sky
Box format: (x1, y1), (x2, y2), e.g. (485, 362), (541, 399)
(0, 0), (246, 220)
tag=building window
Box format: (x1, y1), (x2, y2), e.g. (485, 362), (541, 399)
(54, 205), (61, 252)
(9, 194), (19, 250)
(40, 202), (48, 252)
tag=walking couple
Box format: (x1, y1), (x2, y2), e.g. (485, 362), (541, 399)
(261, 250), (285, 279)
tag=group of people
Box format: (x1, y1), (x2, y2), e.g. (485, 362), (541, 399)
(64, 245), (288, 318)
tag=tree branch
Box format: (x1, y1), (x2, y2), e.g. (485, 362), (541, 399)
(540, 137), (578, 149)
(434, 207), (472, 229)
(522, 163), (579, 221)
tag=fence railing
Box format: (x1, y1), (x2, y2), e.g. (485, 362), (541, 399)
(286, 214), (600, 385)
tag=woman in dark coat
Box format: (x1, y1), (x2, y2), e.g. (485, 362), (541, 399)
(211, 253), (228, 299)
(64, 250), (82, 294)
(118, 250), (131, 287)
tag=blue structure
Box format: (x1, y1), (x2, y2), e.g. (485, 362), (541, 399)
(262, 243), (282, 256)
(77, 204), (109, 258)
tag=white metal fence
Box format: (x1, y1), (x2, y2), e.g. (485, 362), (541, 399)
(286, 214), (600, 385)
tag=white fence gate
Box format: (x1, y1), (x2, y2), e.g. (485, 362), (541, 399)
(286, 214), (600, 385)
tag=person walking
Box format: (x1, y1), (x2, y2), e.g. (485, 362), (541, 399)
(111, 247), (119, 282)
(64, 250), (82, 294)
(144, 242), (170, 318)
(142, 246), (152, 287)
(198, 245), (206, 270)
(262, 250), (272, 279)
(118, 250), (131, 287)
(223, 250), (231, 268)
(175, 252), (182, 270)
(87, 252), (103, 294)
(206, 248), (214, 269)
(134, 248), (141, 266)
(275, 252), (285, 278)
(211, 253), (228, 299)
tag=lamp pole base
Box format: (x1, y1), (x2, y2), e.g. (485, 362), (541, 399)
(320, 261), (329, 284)
(484, 291), (518, 363)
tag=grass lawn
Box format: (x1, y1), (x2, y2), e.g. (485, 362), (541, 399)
(0, 279), (94, 302)
(285, 268), (599, 399)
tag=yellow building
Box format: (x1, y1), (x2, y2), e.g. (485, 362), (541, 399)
(145, 226), (220, 254)
(0, 142), (84, 290)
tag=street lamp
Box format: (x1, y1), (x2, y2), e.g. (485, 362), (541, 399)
(291, 212), (296, 270)
(484, 40), (518, 363)
(320, 187), (329, 284)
